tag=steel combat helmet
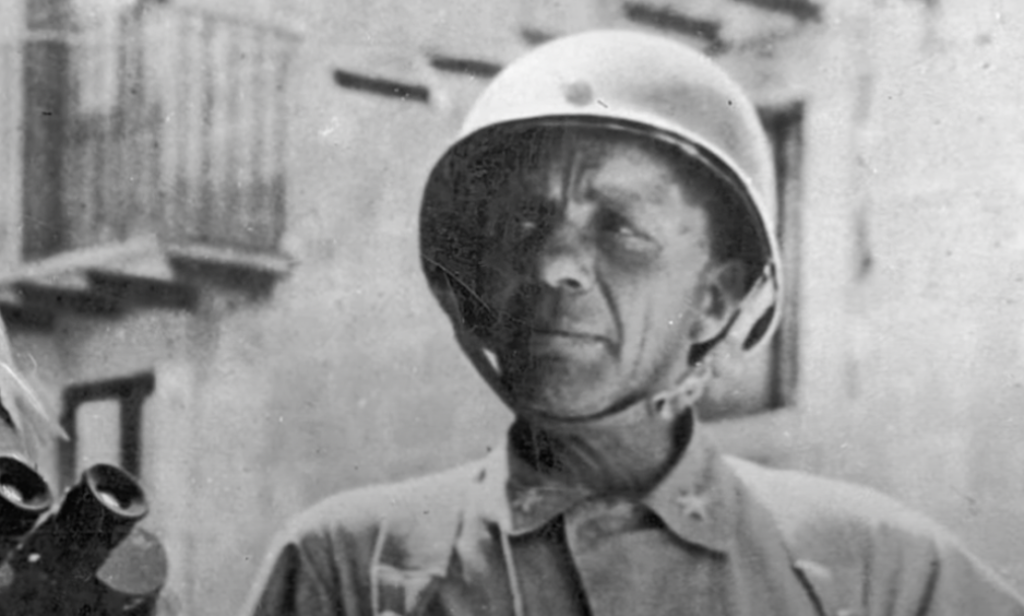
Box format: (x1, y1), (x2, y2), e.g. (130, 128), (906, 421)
(421, 30), (782, 369)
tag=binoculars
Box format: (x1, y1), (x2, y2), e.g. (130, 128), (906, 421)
(0, 455), (167, 615)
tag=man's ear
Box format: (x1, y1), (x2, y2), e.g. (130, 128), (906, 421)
(692, 259), (748, 344)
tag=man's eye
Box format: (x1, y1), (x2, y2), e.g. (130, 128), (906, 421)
(602, 219), (633, 236)
(598, 213), (657, 253)
(514, 216), (539, 234)
(599, 213), (639, 238)
(502, 202), (546, 241)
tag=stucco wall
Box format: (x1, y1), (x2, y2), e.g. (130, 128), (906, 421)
(810, 0), (1024, 588)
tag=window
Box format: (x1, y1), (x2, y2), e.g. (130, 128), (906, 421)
(761, 102), (804, 409)
(58, 372), (154, 488)
(697, 102), (804, 421)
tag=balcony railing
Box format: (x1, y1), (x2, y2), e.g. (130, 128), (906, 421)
(16, 5), (299, 262)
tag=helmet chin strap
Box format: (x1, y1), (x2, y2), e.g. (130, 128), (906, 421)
(441, 260), (770, 430)
(732, 263), (780, 350)
(454, 322), (712, 430)
(647, 362), (711, 422)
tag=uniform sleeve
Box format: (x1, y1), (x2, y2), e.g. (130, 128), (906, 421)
(238, 469), (471, 616)
(730, 459), (1024, 616)
(242, 537), (343, 616)
(239, 491), (388, 616)
(913, 537), (1024, 616)
(861, 515), (1024, 616)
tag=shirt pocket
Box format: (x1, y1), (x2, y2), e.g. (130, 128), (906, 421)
(372, 563), (441, 616)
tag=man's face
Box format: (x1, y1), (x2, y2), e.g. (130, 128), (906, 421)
(472, 129), (729, 422)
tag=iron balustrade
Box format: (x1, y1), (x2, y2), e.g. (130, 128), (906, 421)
(15, 5), (298, 261)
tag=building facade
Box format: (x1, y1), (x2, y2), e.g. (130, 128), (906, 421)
(1, 0), (1023, 614)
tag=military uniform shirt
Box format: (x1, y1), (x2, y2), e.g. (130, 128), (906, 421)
(244, 420), (1024, 616)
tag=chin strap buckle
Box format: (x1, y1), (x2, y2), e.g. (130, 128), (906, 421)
(648, 363), (711, 421)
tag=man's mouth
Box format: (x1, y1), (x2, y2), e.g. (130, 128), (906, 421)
(525, 327), (610, 353)
(530, 328), (605, 342)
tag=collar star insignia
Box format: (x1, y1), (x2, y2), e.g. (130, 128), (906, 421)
(675, 489), (709, 522)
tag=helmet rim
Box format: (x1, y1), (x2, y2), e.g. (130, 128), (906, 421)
(421, 116), (782, 350)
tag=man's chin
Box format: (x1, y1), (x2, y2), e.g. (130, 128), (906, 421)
(491, 339), (626, 414)
(499, 367), (612, 423)
(511, 401), (605, 424)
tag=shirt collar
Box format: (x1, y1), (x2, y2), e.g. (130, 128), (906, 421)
(473, 427), (593, 536)
(472, 411), (738, 554)
(640, 419), (736, 553)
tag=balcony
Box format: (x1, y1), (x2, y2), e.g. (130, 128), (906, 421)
(0, 5), (299, 325)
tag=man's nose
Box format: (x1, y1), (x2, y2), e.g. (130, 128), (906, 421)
(533, 224), (595, 293)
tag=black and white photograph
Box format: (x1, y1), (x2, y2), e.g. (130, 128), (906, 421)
(1, 0), (1024, 614)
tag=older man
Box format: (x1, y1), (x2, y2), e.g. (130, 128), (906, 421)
(245, 31), (1024, 616)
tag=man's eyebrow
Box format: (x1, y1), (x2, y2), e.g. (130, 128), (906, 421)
(589, 183), (665, 211)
